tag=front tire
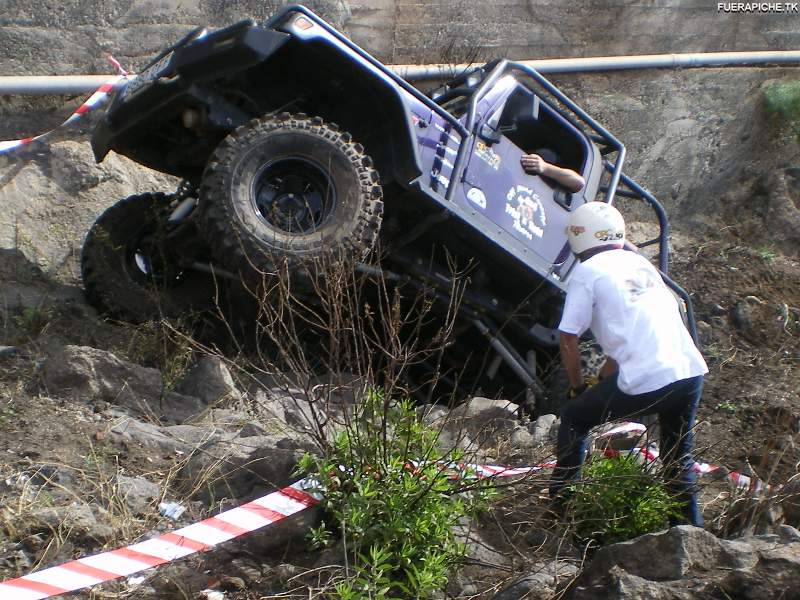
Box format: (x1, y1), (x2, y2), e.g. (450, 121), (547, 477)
(199, 113), (383, 276)
(81, 193), (213, 322)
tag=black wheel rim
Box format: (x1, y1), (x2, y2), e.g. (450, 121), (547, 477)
(126, 228), (182, 287)
(251, 158), (336, 234)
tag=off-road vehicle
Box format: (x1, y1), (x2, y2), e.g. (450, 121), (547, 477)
(82, 4), (696, 411)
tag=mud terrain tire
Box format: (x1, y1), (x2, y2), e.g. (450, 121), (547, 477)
(81, 193), (212, 322)
(199, 113), (383, 277)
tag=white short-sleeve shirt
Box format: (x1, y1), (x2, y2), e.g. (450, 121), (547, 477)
(558, 249), (708, 395)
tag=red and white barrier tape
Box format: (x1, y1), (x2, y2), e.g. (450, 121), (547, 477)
(0, 480), (318, 600)
(603, 445), (773, 494)
(0, 420), (774, 599)
(0, 57), (128, 156)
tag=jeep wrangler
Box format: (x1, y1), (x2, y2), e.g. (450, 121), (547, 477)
(82, 4), (696, 411)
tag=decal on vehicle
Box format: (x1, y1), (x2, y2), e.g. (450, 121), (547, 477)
(467, 187), (487, 210)
(434, 122), (461, 144)
(474, 140), (501, 170)
(505, 185), (546, 240)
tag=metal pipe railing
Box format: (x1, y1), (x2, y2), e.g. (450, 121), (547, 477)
(2, 50), (799, 95)
(0, 75), (118, 94)
(394, 50), (800, 80)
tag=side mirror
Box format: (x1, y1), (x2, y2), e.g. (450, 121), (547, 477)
(478, 122), (502, 144)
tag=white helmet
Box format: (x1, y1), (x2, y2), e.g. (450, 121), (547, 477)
(566, 202), (626, 255)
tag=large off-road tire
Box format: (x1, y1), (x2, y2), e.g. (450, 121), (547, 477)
(199, 113), (383, 277)
(81, 193), (213, 322)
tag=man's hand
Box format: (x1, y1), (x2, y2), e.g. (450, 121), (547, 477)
(521, 153), (585, 193)
(521, 153), (548, 176)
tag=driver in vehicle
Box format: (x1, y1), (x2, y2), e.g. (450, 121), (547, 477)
(521, 148), (585, 193)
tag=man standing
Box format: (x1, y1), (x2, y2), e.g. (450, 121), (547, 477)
(551, 202), (708, 526)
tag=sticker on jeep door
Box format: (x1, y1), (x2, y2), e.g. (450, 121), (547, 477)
(505, 185), (546, 240)
(475, 140), (501, 170)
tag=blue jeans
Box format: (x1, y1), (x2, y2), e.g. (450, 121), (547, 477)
(549, 373), (704, 527)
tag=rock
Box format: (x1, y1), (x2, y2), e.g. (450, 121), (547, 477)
(446, 574), (478, 597)
(455, 523), (512, 569)
(109, 416), (192, 454)
(29, 502), (114, 541)
(160, 391), (208, 423)
(571, 525), (800, 600)
(510, 426), (536, 448)
(492, 561), (579, 600)
(529, 414), (558, 444)
(781, 479), (800, 529)
(43, 344), (162, 404)
(178, 432), (314, 503)
(227, 558), (264, 584)
(695, 320), (712, 344)
(115, 475), (160, 515)
(419, 397), (519, 452)
(175, 355), (242, 405)
(162, 423), (226, 448)
(42, 345), (207, 422)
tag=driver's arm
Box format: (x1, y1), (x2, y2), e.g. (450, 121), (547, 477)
(521, 154), (585, 193)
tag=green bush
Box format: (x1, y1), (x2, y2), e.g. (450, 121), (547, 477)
(569, 455), (682, 545)
(762, 80), (800, 136)
(297, 391), (494, 599)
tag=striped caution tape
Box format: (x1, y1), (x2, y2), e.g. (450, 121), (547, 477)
(0, 57), (128, 156)
(0, 480), (319, 600)
(602, 445), (775, 494)
(0, 420), (775, 599)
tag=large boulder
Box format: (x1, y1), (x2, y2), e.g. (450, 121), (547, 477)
(175, 355), (242, 405)
(178, 430), (315, 503)
(419, 397), (520, 455)
(28, 502), (114, 543)
(569, 525), (800, 599)
(42, 345), (205, 422)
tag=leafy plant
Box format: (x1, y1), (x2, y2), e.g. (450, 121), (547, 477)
(569, 455), (682, 545)
(762, 80), (800, 137)
(757, 247), (777, 264)
(297, 390), (494, 599)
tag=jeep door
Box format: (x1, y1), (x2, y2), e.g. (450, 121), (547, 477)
(457, 81), (589, 277)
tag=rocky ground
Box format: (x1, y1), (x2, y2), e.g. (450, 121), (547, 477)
(1, 4), (800, 590)
(0, 130), (798, 598)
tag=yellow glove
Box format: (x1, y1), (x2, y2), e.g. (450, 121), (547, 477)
(568, 377), (600, 399)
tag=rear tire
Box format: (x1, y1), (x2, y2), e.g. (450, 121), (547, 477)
(199, 113), (383, 277)
(81, 193), (213, 322)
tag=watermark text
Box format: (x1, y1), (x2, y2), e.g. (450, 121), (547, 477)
(718, 2), (799, 11)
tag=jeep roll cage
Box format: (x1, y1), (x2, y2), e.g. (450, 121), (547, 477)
(270, 4), (698, 342)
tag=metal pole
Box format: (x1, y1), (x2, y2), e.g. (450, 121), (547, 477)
(1, 50), (799, 94)
(394, 50), (800, 80)
(0, 75), (121, 94)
